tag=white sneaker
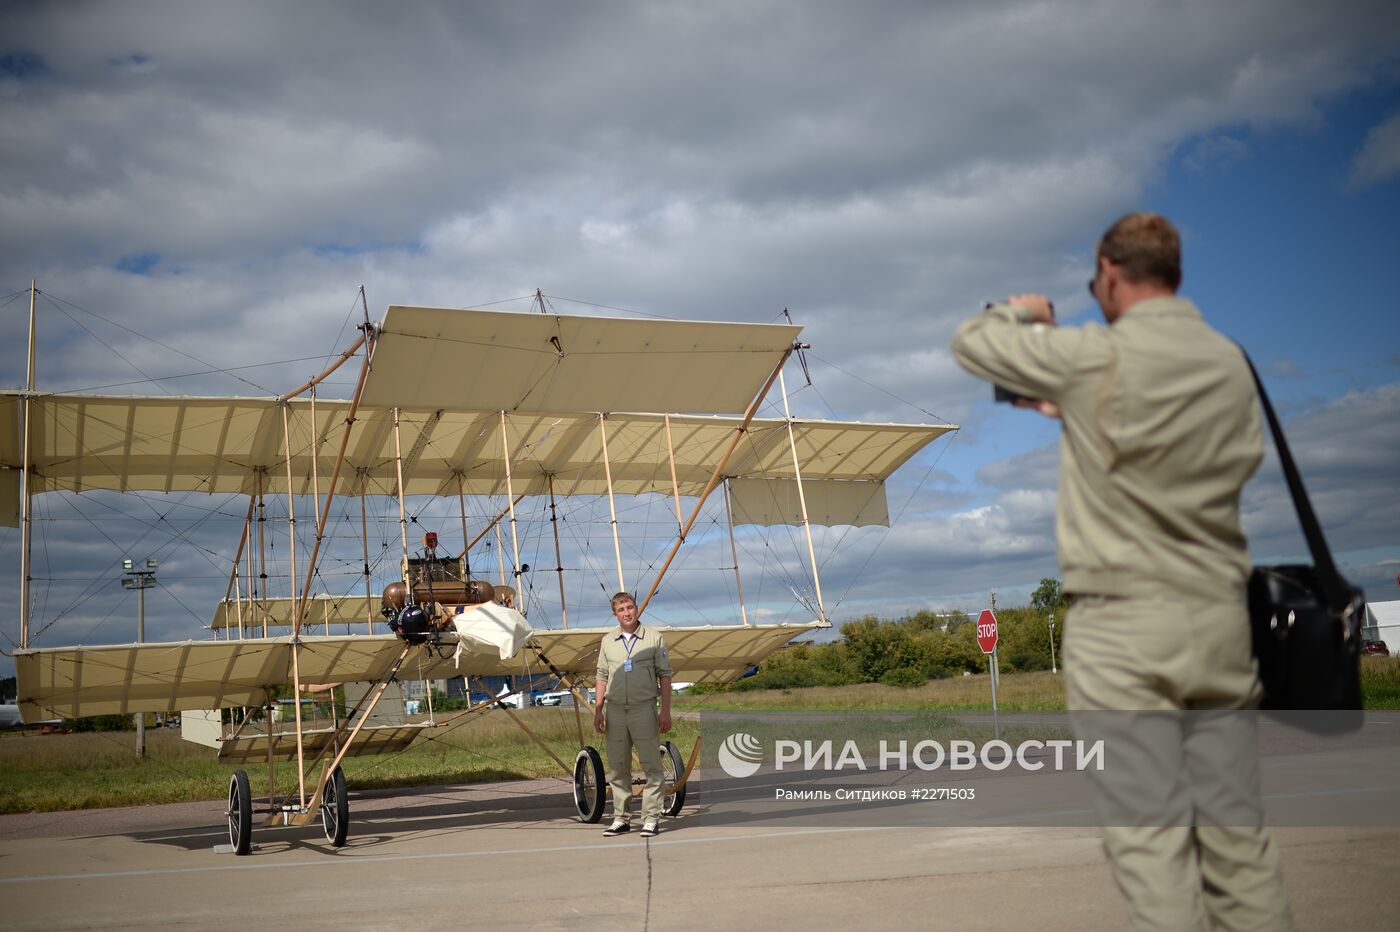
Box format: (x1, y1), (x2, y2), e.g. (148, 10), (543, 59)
(602, 820), (630, 836)
(640, 819), (660, 837)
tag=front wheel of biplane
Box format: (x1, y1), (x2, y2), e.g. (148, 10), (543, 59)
(321, 766), (349, 847)
(573, 746), (606, 823)
(661, 740), (687, 817)
(227, 770), (252, 856)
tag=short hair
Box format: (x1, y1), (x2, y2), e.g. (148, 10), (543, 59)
(1096, 212), (1182, 290)
(610, 591), (636, 609)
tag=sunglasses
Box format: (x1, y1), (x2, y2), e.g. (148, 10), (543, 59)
(1088, 256), (1116, 298)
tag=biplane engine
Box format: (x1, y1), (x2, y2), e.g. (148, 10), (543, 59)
(380, 582), (427, 643)
(382, 578), (500, 643)
(380, 582), (408, 618)
(388, 605), (434, 644)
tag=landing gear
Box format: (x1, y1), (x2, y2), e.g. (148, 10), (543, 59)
(573, 746), (606, 823)
(321, 766), (349, 847)
(661, 740), (687, 816)
(227, 770), (252, 856)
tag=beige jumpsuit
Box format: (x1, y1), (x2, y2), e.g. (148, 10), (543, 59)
(596, 624), (672, 824)
(952, 297), (1292, 931)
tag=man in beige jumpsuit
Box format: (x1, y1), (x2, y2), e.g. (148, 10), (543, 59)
(950, 213), (1291, 930)
(594, 591), (672, 837)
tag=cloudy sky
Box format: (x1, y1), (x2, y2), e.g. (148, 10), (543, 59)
(2, 1), (1399, 668)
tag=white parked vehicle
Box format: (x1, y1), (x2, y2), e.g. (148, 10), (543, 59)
(532, 691), (569, 707)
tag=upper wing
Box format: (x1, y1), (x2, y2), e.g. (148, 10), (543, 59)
(1, 391), (949, 523)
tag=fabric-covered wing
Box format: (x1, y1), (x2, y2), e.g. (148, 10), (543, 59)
(359, 305), (801, 415)
(14, 636), (405, 720)
(210, 594), (378, 632)
(14, 622), (819, 720)
(0, 392), (952, 512)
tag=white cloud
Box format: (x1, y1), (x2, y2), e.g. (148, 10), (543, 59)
(2, 1), (1400, 665)
(1243, 382), (1400, 560)
(1349, 110), (1400, 189)
(1181, 135), (1250, 173)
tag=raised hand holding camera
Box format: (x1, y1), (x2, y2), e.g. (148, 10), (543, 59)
(990, 294), (1059, 416)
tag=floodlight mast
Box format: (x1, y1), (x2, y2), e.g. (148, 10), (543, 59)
(121, 558), (158, 756)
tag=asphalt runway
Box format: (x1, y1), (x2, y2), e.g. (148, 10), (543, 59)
(2, 776), (1398, 931)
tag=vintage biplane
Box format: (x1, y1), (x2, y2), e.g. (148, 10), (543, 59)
(5, 288), (954, 854)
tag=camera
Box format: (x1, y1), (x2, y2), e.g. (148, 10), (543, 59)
(994, 384), (1030, 404)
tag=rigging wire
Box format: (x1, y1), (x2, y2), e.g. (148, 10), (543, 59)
(28, 495), (149, 641)
(28, 485), (249, 642)
(826, 427), (961, 613)
(540, 294), (680, 321)
(319, 287), (367, 378)
(808, 350), (955, 425)
(34, 492), (55, 639)
(468, 293), (538, 310)
(152, 577), (207, 629)
(58, 355), (344, 396)
(40, 289), (277, 394)
(39, 296), (173, 398)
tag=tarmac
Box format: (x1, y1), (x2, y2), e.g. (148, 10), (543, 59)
(2, 775), (1399, 931)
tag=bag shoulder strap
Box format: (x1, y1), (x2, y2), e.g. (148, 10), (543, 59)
(1237, 346), (1349, 609)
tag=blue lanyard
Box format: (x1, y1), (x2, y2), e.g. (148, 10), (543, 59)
(622, 632), (641, 659)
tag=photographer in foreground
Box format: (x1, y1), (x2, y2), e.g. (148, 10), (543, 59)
(950, 213), (1292, 931)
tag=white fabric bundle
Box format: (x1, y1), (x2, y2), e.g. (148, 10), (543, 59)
(450, 602), (533, 666)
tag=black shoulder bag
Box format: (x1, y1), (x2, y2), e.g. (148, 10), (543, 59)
(1242, 351), (1364, 732)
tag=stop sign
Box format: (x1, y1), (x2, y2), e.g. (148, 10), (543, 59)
(976, 609), (999, 654)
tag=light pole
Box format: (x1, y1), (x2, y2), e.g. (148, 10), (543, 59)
(1049, 611), (1058, 675)
(121, 558), (157, 756)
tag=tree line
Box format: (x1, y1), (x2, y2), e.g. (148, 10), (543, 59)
(694, 578), (1068, 692)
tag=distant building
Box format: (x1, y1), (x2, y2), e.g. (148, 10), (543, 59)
(1363, 601), (1400, 652)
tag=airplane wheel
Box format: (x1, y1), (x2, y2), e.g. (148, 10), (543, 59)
(228, 770), (252, 856)
(321, 766), (349, 847)
(661, 740), (687, 817)
(573, 746), (606, 823)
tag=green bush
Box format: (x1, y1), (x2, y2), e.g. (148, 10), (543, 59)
(879, 666), (927, 688)
(842, 616), (907, 682)
(732, 642), (858, 690)
(685, 681), (731, 695)
(65, 714), (133, 733)
(718, 582), (1073, 693)
(809, 641), (859, 682)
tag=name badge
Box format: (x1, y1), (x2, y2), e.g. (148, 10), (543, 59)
(623, 659), (633, 672)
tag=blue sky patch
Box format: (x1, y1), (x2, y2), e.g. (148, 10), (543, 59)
(115, 252), (159, 275)
(109, 53), (156, 74)
(0, 51), (46, 80)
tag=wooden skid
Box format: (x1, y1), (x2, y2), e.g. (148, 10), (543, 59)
(220, 723), (428, 764)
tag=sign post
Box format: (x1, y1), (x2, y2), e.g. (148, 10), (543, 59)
(977, 608), (1000, 740)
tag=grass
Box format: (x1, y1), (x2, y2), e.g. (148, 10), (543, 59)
(0, 707), (698, 815)
(3, 662), (1396, 814)
(1361, 655), (1400, 708)
(677, 670), (1069, 713)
